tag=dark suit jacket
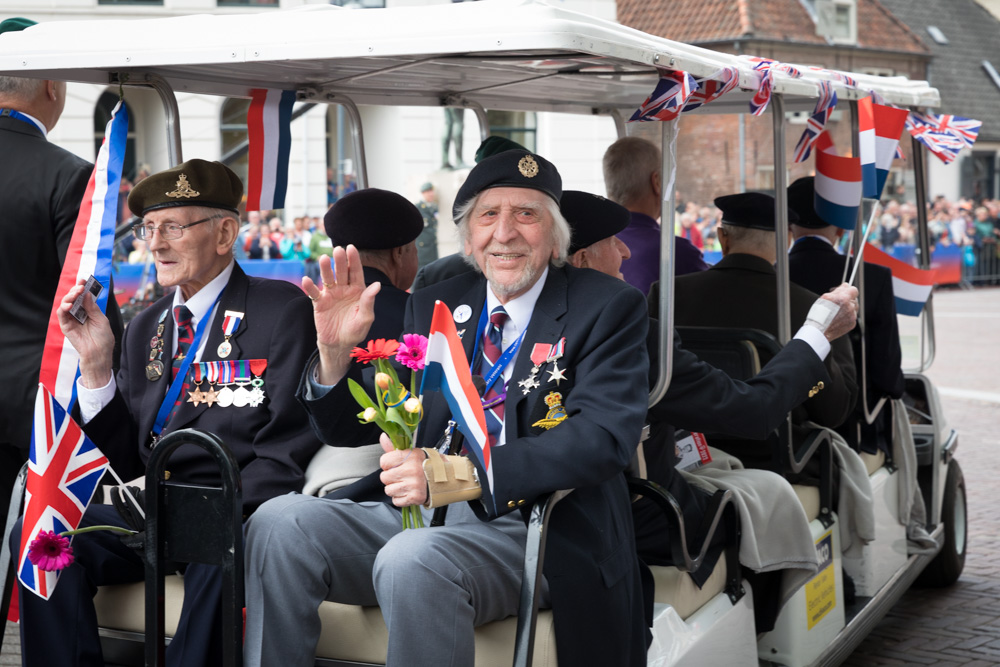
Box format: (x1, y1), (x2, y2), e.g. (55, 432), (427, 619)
(304, 264), (650, 667)
(362, 265), (409, 341)
(0, 115), (123, 455)
(788, 237), (905, 405)
(410, 252), (475, 291)
(673, 253), (858, 472)
(83, 263), (321, 514)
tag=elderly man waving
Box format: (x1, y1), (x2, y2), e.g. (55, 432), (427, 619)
(244, 150), (651, 666)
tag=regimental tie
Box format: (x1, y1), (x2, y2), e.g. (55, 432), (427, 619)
(169, 305), (194, 420)
(480, 306), (509, 445)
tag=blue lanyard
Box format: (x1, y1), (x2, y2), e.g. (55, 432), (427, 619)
(0, 108), (44, 134)
(470, 301), (526, 395)
(151, 291), (224, 437)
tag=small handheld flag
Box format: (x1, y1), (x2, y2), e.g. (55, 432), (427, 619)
(246, 89), (295, 211)
(18, 386), (109, 599)
(419, 301), (494, 509)
(814, 131), (863, 231)
(860, 99), (910, 199)
(862, 243), (937, 316)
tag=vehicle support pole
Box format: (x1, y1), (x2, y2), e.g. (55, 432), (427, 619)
(911, 135), (936, 371)
(771, 94), (791, 344)
(327, 93), (369, 189)
(649, 118), (678, 407)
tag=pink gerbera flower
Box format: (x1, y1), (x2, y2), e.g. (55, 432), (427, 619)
(27, 530), (75, 572)
(395, 333), (428, 371)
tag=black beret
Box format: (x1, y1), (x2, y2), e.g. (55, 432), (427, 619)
(0, 17), (36, 35)
(324, 188), (423, 250)
(453, 150), (562, 221)
(128, 159), (242, 217)
(787, 177), (827, 229)
(561, 190), (631, 254)
(474, 136), (529, 163)
(714, 192), (798, 231)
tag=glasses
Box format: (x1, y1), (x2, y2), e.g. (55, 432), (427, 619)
(133, 216), (218, 241)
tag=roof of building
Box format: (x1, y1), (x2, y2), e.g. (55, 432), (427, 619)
(879, 0), (1000, 142)
(617, 0), (928, 55)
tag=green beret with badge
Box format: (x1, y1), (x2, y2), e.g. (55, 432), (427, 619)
(128, 159), (243, 217)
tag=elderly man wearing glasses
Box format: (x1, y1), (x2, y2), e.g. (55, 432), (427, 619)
(11, 159), (321, 667)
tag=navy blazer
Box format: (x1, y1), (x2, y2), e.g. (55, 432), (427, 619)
(84, 263), (321, 514)
(303, 264), (650, 666)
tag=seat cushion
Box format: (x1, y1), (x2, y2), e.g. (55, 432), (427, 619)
(95, 575), (184, 637)
(792, 484), (821, 522)
(650, 556), (727, 620)
(860, 450), (886, 476)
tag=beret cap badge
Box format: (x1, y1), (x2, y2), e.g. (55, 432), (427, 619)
(166, 174), (201, 199)
(517, 155), (539, 178)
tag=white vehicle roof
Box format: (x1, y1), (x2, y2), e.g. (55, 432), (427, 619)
(0, 0), (939, 113)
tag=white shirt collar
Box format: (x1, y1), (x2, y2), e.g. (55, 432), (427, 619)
(12, 110), (47, 138)
(485, 265), (549, 344)
(792, 234), (836, 249)
(171, 259), (235, 327)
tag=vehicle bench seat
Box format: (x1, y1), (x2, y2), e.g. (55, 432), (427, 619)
(92, 558), (728, 666)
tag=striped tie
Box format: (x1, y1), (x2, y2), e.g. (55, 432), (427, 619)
(169, 305), (194, 420)
(481, 306), (508, 444)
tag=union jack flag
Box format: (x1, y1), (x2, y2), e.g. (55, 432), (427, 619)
(629, 69), (697, 122)
(793, 81), (838, 163)
(743, 56), (802, 116)
(17, 385), (109, 600)
(905, 111), (980, 165)
(806, 66), (859, 89)
(681, 67), (740, 113)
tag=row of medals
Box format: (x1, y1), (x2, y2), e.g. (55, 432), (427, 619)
(146, 319), (265, 408)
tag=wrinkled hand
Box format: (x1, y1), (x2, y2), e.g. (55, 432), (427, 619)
(819, 283), (860, 342)
(57, 280), (115, 389)
(301, 245), (380, 384)
(378, 433), (428, 508)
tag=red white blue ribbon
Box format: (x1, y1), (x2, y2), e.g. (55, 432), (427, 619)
(246, 88), (295, 211)
(742, 56), (802, 116)
(793, 80), (838, 163)
(221, 310), (243, 338)
(629, 69), (697, 122)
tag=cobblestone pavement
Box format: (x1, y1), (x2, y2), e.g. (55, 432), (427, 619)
(3, 288), (999, 666)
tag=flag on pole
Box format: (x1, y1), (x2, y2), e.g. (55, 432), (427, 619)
(629, 70), (697, 122)
(38, 100), (128, 410)
(18, 386), (109, 599)
(869, 101), (910, 198)
(246, 88), (295, 211)
(858, 96), (877, 196)
(813, 131), (862, 231)
(419, 301), (494, 509)
(863, 243), (937, 316)
(793, 80), (837, 163)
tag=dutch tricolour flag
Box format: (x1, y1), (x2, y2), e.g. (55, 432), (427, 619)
(859, 97), (910, 199)
(814, 131), (862, 231)
(419, 301), (493, 508)
(246, 89), (295, 211)
(863, 243), (937, 317)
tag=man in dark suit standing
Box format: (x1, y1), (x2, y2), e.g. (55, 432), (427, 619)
(673, 193), (858, 477)
(244, 150), (651, 666)
(12, 159), (321, 666)
(787, 176), (905, 453)
(0, 25), (124, 533)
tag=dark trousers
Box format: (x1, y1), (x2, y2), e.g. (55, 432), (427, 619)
(11, 503), (223, 667)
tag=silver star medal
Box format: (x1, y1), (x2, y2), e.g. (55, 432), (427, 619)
(546, 361), (568, 386)
(248, 386), (266, 407)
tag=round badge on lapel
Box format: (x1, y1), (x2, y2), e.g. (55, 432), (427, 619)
(454, 304), (472, 323)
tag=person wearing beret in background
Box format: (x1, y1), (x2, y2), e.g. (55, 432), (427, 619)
(414, 182), (439, 268)
(787, 176), (905, 455)
(11, 159), (322, 667)
(672, 192), (858, 481)
(325, 188), (422, 341)
(560, 190), (861, 633)
(0, 16), (124, 538)
(244, 149), (652, 666)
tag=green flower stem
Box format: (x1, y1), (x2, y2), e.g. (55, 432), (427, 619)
(61, 525), (137, 537)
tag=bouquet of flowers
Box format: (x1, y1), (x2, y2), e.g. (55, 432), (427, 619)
(347, 334), (428, 529)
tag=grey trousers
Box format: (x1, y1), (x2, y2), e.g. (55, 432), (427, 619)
(243, 493), (548, 667)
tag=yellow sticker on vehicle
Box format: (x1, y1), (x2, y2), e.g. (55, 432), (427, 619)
(805, 530), (836, 630)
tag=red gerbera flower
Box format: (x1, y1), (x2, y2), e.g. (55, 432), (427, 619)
(350, 338), (400, 364)
(27, 530), (75, 572)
